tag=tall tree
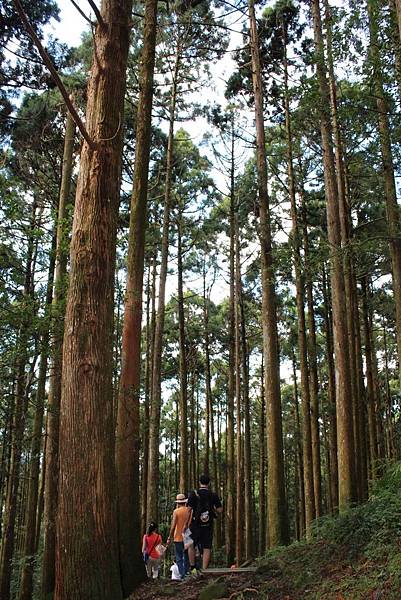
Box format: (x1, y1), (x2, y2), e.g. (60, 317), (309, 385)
(310, 0), (356, 510)
(248, 0), (289, 546)
(54, 1), (132, 598)
(115, 0), (158, 593)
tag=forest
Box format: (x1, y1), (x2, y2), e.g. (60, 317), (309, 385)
(1, 0), (401, 598)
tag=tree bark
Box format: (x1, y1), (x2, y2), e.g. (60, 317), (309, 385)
(19, 236), (55, 600)
(55, 2), (132, 598)
(0, 200), (37, 600)
(225, 117), (236, 566)
(41, 108), (75, 600)
(283, 27), (315, 536)
(258, 359), (266, 555)
(311, 0), (356, 510)
(178, 216), (189, 492)
(248, 0), (288, 546)
(147, 48), (180, 522)
(115, 0), (157, 593)
(367, 0), (401, 389)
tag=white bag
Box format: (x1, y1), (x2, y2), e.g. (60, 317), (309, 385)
(155, 543), (167, 558)
(183, 528), (192, 550)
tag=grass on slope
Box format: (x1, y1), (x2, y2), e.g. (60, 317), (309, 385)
(256, 463), (401, 599)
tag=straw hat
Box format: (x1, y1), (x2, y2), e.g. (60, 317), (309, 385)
(175, 493), (187, 504)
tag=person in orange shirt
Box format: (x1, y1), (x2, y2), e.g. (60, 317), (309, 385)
(166, 493), (191, 579)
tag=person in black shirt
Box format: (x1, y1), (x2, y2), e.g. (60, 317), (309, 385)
(187, 474), (223, 572)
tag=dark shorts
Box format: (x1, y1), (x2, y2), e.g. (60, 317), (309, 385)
(190, 525), (213, 550)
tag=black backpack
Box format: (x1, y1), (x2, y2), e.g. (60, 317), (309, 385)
(193, 489), (214, 527)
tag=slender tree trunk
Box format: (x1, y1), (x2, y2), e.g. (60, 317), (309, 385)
(368, 0), (401, 388)
(239, 280), (252, 559)
(353, 278), (368, 501)
(41, 108), (75, 600)
(322, 267), (338, 512)
(226, 120), (236, 566)
(248, 0), (288, 546)
(147, 49), (180, 522)
(258, 359), (266, 555)
(234, 213), (243, 565)
(299, 190), (322, 518)
(19, 238), (56, 600)
(55, 2), (132, 598)
(177, 216), (189, 492)
(115, 1), (158, 592)
(324, 0), (363, 502)
(311, 0), (356, 510)
(0, 201), (37, 600)
(393, 0), (401, 42)
(292, 353), (306, 539)
(283, 28), (315, 536)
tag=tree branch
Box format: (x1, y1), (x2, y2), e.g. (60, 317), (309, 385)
(13, 0), (95, 149)
(69, 0), (93, 25)
(87, 0), (104, 26)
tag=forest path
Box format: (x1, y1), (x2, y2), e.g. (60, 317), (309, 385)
(129, 567), (277, 600)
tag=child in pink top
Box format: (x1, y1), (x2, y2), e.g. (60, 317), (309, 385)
(142, 522), (163, 579)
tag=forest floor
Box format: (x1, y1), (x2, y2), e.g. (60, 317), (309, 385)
(130, 465), (401, 599)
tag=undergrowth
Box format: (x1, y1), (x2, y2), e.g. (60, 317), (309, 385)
(257, 462), (401, 599)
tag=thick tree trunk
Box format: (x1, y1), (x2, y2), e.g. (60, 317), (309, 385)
(115, 0), (157, 593)
(147, 49), (179, 522)
(311, 0), (356, 510)
(248, 0), (288, 546)
(41, 108), (75, 600)
(55, 2), (132, 598)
